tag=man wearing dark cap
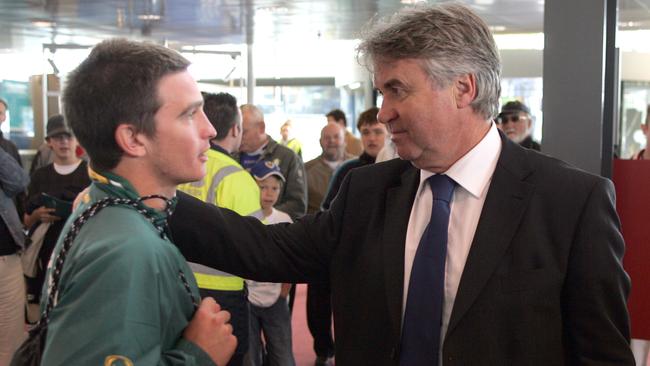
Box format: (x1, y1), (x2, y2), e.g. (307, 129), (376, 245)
(496, 100), (541, 151)
(22, 115), (90, 315)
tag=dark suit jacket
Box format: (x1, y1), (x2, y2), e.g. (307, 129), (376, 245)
(170, 134), (633, 365)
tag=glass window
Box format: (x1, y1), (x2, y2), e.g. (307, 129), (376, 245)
(619, 81), (650, 159)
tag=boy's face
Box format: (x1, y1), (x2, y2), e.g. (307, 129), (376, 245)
(47, 134), (78, 162)
(257, 176), (282, 210)
(140, 70), (216, 187)
(360, 122), (388, 158)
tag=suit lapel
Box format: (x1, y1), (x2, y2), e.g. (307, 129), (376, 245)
(383, 164), (420, 344)
(446, 136), (535, 336)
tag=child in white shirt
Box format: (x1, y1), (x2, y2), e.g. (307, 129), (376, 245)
(244, 161), (295, 366)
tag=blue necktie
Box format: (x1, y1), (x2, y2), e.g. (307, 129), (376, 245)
(400, 174), (456, 366)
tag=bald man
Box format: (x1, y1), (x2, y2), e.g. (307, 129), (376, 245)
(238, 104), (307, 219)
(303, 122), (354, 365)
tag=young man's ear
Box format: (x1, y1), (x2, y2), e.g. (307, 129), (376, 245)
(114, 124), (147, 157)
(453, 73), (477, 109)
(231, 123), (242, 138)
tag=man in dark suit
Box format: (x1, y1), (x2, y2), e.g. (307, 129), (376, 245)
(170, 3), (633, 365)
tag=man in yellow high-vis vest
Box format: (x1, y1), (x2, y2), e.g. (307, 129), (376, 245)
(178, 92), (262, 366)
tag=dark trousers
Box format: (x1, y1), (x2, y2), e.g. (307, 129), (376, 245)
(200, 288), (249, 366)
(306, 282), (334, 358)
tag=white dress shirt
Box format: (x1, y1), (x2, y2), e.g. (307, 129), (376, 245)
(402, 122), (502, 349)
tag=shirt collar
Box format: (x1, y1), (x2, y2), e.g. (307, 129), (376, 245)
(210, 142), (230, 156)
(87, 167), (177, 222)
(419, 122), (501, 198)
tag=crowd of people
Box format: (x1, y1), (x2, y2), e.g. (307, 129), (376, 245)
(0, 2), (643, 366)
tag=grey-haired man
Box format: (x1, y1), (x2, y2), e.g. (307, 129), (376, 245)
(171, 4), (634, 365)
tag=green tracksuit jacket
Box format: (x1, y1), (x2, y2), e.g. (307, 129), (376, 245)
(40, 172), (215, 366)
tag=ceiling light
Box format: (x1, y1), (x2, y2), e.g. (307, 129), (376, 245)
(138, 14), (162, 21)
(401, 0), (425, 4)
(619, 21), (642, 28)
(31, 19), (56, 28)
(489, 25), (506, 32)
(257, 6), (289, 14)
(348, 82), (361, 90)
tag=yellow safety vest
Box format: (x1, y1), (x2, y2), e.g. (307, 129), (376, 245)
(285, 138), (302, 157)
(178, 148), (263, 291)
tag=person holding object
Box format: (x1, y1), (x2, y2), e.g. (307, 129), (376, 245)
(22, 115), (90, 314)
(170, 3), (633, 365)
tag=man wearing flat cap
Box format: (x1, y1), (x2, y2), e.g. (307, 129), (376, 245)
(496, 100), (541, 151)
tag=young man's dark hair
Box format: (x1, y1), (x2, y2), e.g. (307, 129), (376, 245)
(203, 92), (240, 142)
(326, 109), (347, 127)
(63, 38), (190, 172)
(357, 106), (380, 130)
(0, 97), (8, 110)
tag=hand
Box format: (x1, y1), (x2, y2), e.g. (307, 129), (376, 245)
(28, 206), (60, 225)
(183, 297), (237, 366)
(280, 283), (292, 299)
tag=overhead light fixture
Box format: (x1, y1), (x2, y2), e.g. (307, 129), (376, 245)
(32, 19), (56, 28)
(401, 0), (425, 4)
(138, 14), (162, 21)
(489, 25), (506, 32)
(257, 6), (289, 14)
(348, 82), (362, 90)
(619, 21), (642, 28)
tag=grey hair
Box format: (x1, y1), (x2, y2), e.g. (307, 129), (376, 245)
(240, 104), (264, 124)
(357, 3), (501, 119)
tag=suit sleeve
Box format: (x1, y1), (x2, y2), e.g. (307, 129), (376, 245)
(275, 153), (307, 219)
(562, 178), (634, 364)
(170, 169), (355, 283)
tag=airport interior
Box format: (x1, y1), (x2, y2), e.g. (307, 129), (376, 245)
(1, 0), (650, 365)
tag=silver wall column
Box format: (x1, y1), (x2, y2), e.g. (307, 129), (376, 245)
(542, 0), (618, 176)
(247, 43), (255, 105)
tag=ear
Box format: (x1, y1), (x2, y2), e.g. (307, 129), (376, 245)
(114, 124), (147, 158)
(231, 123), (241, 138)
(453, 73), (477, 109)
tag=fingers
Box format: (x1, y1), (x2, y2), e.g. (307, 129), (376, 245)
(36, 207), (59, 223)
(214, 309), (231, 327)
(199, 296), (222, 313)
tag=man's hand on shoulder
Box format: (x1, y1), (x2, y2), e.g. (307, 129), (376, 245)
(183, 297), (237, 366)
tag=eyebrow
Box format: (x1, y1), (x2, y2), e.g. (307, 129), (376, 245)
(380, 79), (407, 91)
(178, 100), (204, 118)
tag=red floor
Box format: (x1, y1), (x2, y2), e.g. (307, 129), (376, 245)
(291, 284), (320, 366)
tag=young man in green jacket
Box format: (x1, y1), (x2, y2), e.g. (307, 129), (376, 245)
(38, 39), (236, 366)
